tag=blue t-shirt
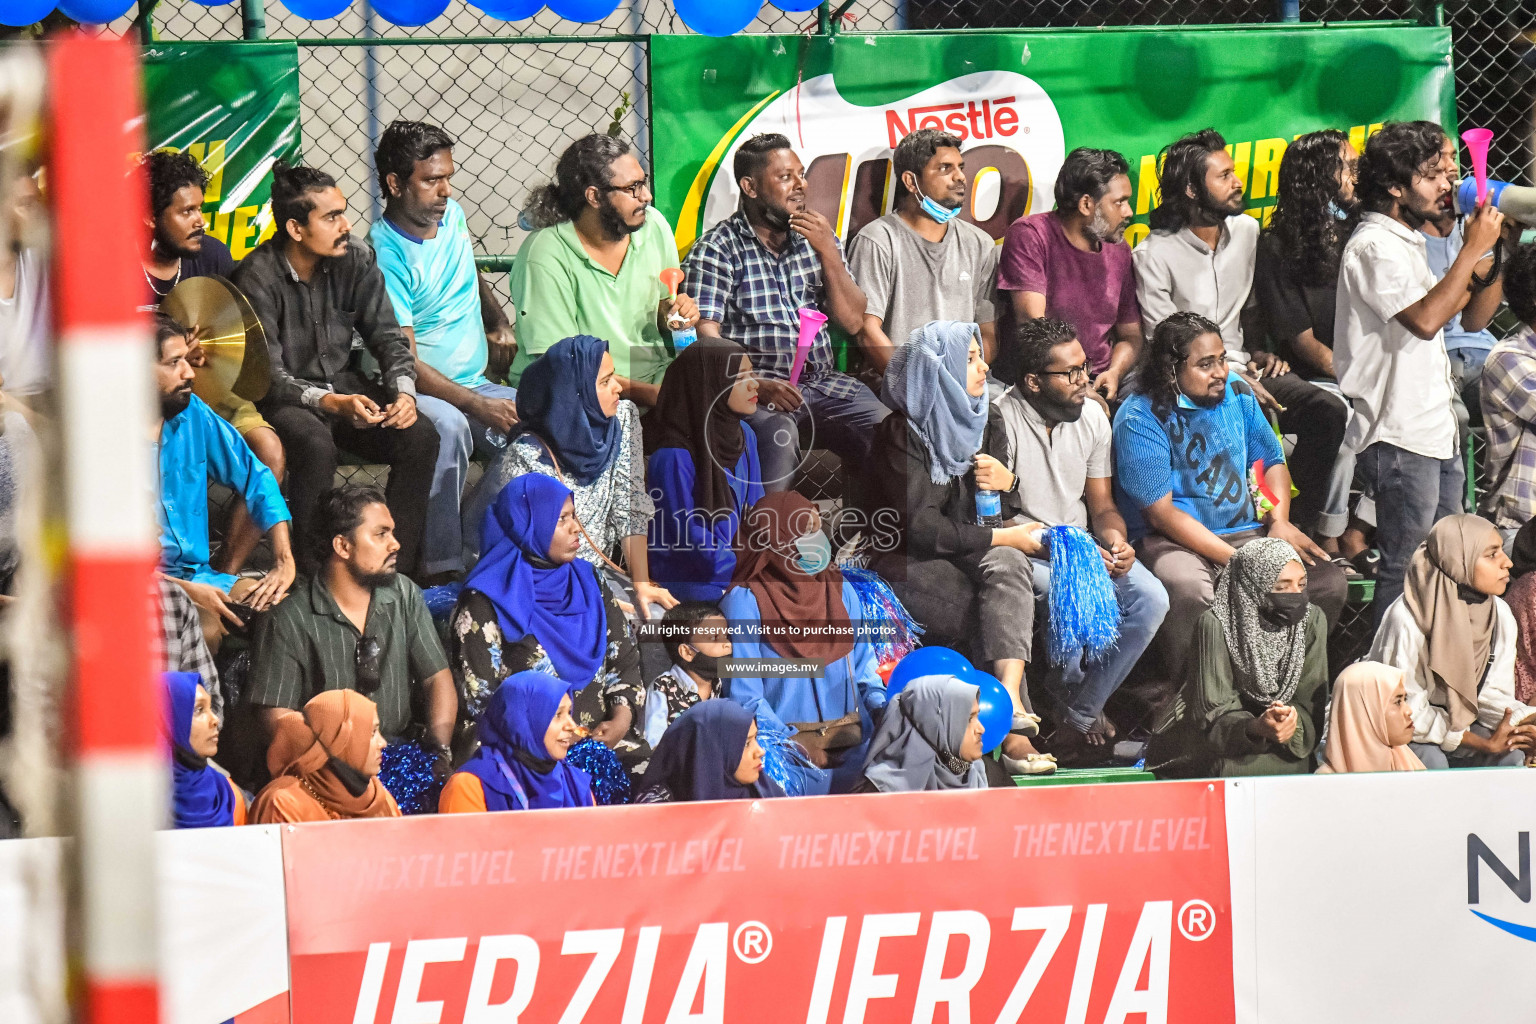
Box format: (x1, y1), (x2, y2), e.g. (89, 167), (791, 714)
(1423, 226), (1496, 355)
(371, 197), (488, 388)
(1112, 380), (1285, 542)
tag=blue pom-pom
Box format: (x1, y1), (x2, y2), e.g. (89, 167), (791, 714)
(841, 564), (924, 664)
(1045, 524), (1121, 668)
(378, 741), (444, 815)
(751, 706), (827, 797)
(566, 738), (632, 805)
(423, 581), (465, 625)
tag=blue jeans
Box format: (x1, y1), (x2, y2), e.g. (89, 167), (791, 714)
(416, 382), (519, 576)
(1409, 722), (1524, 769)
(1357, 440), (1465, 624)
(748, 382), (889, 493)
(1028, 556), (1169, 733)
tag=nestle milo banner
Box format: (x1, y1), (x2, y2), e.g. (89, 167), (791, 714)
(142, 41), (303, 260)
(651, 26), (1453, 254)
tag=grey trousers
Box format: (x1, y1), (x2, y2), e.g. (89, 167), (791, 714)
(876, 545), (1036, 665)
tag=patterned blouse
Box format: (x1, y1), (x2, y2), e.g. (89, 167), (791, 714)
(450, 588), (650, 770)
(466, 399), (655, 568)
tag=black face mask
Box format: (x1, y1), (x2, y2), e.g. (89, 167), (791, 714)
(325, 755), (373, 798)
(678, 645), (721, 681)
(1258, 591), (1309, 630)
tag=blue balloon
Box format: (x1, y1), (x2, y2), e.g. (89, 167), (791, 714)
(546, 0), (618, 21)
(0, 0), (55, 26)
(188, 0), (237, 7)
(887, 646), (969, 700)
(474, 0), (543, 18)
(278, 0), (351, 18)
(372, 0), (448, 26)
(771, 0), (823, 9)
(961, 666), (1014, 755)
(58, 0), (135, 21)
(675, 0), (758, 36)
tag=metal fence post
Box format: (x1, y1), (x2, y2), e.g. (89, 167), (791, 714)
(1276, 0), (1299, 21)
(817, 1), (830, 35)
(241, 0), (266, 40)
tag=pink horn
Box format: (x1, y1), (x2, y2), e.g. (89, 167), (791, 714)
(1462, 127), (1494, 206)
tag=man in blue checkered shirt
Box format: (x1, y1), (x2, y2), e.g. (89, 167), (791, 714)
(683, 133), (887, 491)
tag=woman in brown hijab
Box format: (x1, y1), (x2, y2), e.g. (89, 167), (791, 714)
(1368, 514), (1535, 769)
(717, 491), (886, 795)
(250, 690), (399, 823)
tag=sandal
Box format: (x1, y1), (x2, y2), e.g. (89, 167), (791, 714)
(1001, 751), (1058, 776)
(1087, 713), (1117, 744)
(1011, 711), (1042, 738)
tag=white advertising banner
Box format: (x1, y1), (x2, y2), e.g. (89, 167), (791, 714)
(1235, 770), (1536, 1019)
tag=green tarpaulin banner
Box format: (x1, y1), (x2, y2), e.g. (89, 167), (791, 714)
(142, 41), (303, 261)
(650, 25), (1454, 255)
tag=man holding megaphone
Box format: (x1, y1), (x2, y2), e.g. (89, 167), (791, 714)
(1336, 120), (1511, 624)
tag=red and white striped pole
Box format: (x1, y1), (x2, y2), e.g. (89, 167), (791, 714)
(48, 33), (164, 1024)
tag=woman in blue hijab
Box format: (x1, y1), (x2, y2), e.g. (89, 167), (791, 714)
(462, 335), (676, 618)
(857, 321), (1050, 772)
(452, 473), (649, 770)
(163, 671), (245, 828)
(634, 700), (783, 803)
(440, 671), (594, 812)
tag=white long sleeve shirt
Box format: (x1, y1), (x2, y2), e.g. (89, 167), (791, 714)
(1369, 594), (1533, 752)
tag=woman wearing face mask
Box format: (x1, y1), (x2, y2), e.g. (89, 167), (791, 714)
(1315, 662), (1424, 773)
(250, 690), (398, 823)
(452, 473), (647, 766)
(860, 320), (1050, 773)
(1370, 514), (1535, 769)
(439, 671), (594, 812)
(855, 675), (988, 793)
(634, 699), (783, 803)
(163, 672), (247, 828)
(718, 490), (887, 794)
(462, 334), (676, 619)
(1149, 538), (1330, 777)
(645, 338), (765, 602)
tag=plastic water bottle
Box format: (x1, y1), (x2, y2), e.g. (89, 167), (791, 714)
(669, 322), (697, 355)
(976, 488), (1002, 528)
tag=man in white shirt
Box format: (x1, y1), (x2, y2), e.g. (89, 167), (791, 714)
(1335, 120), (1505, 620)
(992, 318), (1168, 764)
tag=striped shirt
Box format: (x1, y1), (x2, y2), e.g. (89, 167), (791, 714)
(683, 211), (864, 401)
(1480, 326), (1536, 530)
(246, 572), (448, 739)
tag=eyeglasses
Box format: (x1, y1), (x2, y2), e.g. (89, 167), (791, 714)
(603, 177), (650, 200)
(354, 635), (383, 695)
(1037, 363), (1091, 384)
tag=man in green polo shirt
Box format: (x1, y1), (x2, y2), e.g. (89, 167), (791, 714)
(247, 484), (457, 771)
(510, 133), (698, 407)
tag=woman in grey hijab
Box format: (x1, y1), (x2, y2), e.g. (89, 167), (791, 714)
(1147, 538), (1331, 777)
(855, 675), (988, 792)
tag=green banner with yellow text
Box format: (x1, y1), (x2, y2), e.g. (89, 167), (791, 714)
(142, 41), (303, 261)
(651, 25), (1454, 255)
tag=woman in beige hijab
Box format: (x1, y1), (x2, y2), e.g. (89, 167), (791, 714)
(1316, 663), (1424, 773)
(1369, 514), (1535, 769)
(251, 690), (399, 823)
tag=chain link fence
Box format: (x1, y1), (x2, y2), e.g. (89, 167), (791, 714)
(129, 0), (1532, 268)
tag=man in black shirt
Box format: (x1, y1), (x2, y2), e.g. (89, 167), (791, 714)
(141, 149), (287, 582)
(231, 162), (439, 578)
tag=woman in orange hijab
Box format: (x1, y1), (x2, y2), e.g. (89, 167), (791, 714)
(250, 690), (399, 823)
(1316, 662), (1425, 773)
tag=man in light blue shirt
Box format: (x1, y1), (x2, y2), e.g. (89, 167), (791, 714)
(372, 120), (518, 579)
(153, 313), (294, 645)
(1422, 134), (1505, 427)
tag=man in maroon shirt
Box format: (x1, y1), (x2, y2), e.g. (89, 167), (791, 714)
(995, 148), (1141, 404)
